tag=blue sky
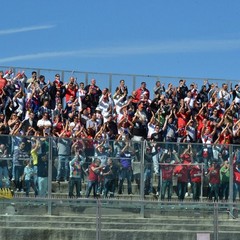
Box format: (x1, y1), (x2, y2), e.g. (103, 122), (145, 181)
(1, 0), (240, 87)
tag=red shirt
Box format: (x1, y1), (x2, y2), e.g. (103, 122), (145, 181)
(65, 87), (78, 102)
(0, 77), (7, 93)
(190, 166), (202, 183)
(135, 88), (150, 101)
(174, 165), (188, 183)
(88, 163), (99, 181)
(176, 112), (189, 129)
(208, 166), (220, 184)
(161, 164), (174, 180)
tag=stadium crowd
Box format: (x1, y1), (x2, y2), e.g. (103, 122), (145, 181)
(0, 68), (240, 201)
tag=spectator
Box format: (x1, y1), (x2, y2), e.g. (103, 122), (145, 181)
(173, 162), (189, 201)
(219, 160), (230, 201)
(135, 82), (150, 102)
(115, 79), (128, 100)
(12, 141), (29, 191)
(153, 80), (165, 99)
(159, 149), (178, 201)
(26, 71), (37, 85)
(118, 142), (135, 195)
(68, 147), (85, 198)
(207, 161), (220, 202)
(37, 152), (49, 197)
(86, 112), (98, 135)
(22, 160), (37, 197)
(219, 83), (231, 108)
(232, 84), (240, 103)
(85, 158), (102, 198)
(144, 145), (156, 195)
(65, 77), (78, 103)
(56, 130), (72, 182)
(21, 112), (38, 134)
(0, 71), (7, 92)
(84, 78), (102, 112)
(0, 144), (10, 188)
(102, 158), (119, 198)
(190, 163), (202, 201)
(177, 79), (188, 101)
(132, 101), (148, 141)
(37, 112), (52, 136)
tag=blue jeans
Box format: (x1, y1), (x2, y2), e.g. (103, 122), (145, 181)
(209, 183), (219, 202)
(85, 180), (98, 198)
(233, 183), (240, 202)
(192, 182), (201, 201)
(118, 168), (132, 194)
(104, 178), (116, 198)
(69, 177), (82, 198)
(25, 178), (37, 197)
(56, 155), (69, 181)
(38, 177), (48, 197)
(161, 179), (172, 200)
(177, 182), (187, 201)
(0, 166), (10, 188)
(13, 165), (24, 190)
(144, 168), (153, 195)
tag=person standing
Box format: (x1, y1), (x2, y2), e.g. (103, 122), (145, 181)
(68, 150), (85, 198)
(219, 161), (230, 201)
(190, 163), (202, 201)
(56, 131), (72, 182)
(118, 142), (135, 195)
(37, 152), (49, 198)
(207, 161), (220, 202)
(85, 158), (102, 198)
(102, 158), (118, 198)
(22, 160), (37, 197)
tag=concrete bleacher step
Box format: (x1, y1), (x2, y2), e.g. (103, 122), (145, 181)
(1, 219), (240, 232)
(1, 214), (240, 240)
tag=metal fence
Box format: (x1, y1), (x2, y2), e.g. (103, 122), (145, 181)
(0, 134), (239, 240)
(0, 65), (239, 98)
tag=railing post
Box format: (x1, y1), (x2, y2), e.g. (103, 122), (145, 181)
(85, 72), (89, 86)
(229, 144), (236, 219)
(140, 140), (145, 218)
(200, 163), (204, 202)
(109, 73), (112, 93)
(96, 199), (102, 240)
(213, 202), (219, 240)
(133, 75), (136, 93)
(47, 136), (53, 215)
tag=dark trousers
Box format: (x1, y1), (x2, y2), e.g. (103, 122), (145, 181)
(69, 177), (82, 198)
(177, 182), (187, 201)
(118, 168), (132, 194)
(161, 179), (172, 200)
(192, 182), (201, 201)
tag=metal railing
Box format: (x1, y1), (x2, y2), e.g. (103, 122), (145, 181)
(0, 65), (239, 97)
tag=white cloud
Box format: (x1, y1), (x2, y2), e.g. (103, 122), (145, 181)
(0, 24), (56, 35)
(0, 38), (240, 63)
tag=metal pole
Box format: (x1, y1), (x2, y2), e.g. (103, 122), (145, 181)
(229, 144), (234, 218)
(133, 75), (136, 93)
(47, 136), (53, 215)
(213, 202), (219, 240)
(96, 199), (102, 240)
(109, 74), (112, 93)
(200, 163), (204, 202)
(85, 73), (89, 86)
(140, 140), (145, 218)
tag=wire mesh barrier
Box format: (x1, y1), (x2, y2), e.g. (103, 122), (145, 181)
(0, 66), (240, 239)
